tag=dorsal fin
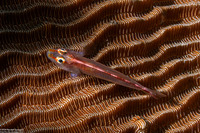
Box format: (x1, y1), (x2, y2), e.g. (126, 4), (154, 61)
(68, 49), (85, 57)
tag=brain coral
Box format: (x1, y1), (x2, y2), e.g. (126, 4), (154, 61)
(0, 0), (200, 132)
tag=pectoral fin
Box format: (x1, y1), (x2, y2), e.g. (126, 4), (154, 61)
(70, 72), (81, 78)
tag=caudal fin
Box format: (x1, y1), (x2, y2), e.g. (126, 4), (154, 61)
(149, 89), (166, 99)
(142, 87), (166, 99)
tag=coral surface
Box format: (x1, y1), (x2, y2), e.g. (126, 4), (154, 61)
(0, 0), (200, 132)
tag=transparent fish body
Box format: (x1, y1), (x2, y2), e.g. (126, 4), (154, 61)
(47, 49), (165, 99)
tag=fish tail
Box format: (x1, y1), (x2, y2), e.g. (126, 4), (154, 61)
(142, 87), (166, 99)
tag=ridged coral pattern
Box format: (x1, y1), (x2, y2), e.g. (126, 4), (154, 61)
(0, 0), (200, 132)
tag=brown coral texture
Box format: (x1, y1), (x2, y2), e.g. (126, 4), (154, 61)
(1, 0), (200, 132)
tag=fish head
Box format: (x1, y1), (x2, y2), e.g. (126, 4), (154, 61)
(47, 48), (74, 72)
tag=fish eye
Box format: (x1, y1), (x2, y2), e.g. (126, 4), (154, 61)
(56, 57), (65, 64)
(58, 49), (67, 55)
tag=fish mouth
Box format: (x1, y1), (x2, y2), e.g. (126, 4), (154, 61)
(47, 49), (57, 60)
